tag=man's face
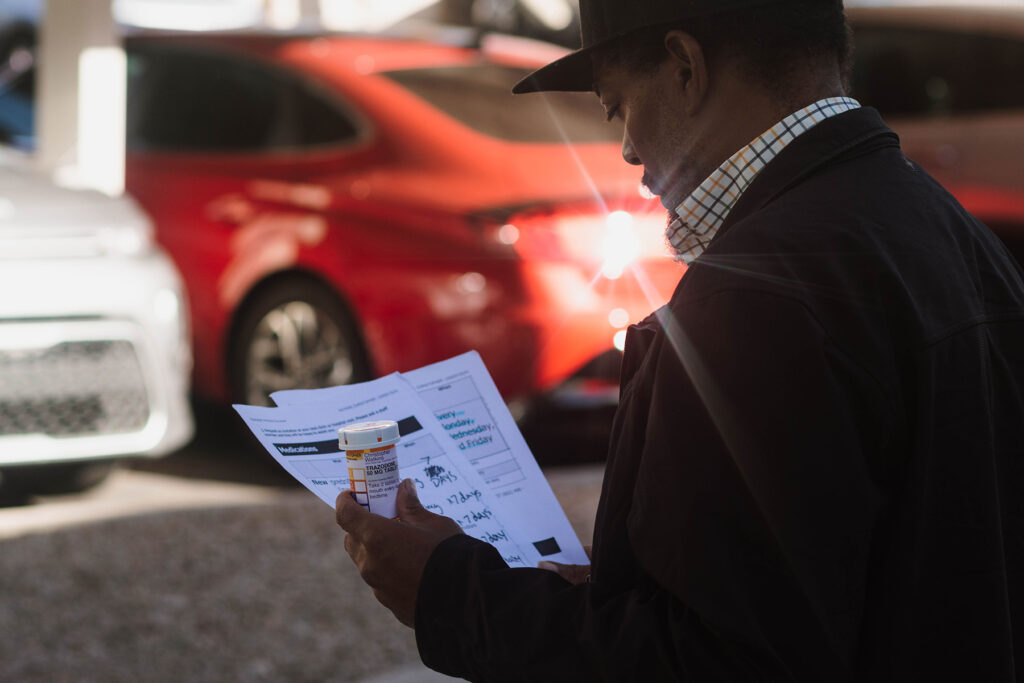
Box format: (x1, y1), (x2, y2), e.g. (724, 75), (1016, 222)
(594, 58), (706, 217)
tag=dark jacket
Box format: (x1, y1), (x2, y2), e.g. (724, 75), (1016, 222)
(414, 108), (1024, 682)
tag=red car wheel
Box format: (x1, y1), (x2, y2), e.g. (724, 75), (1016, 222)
(228, 278), (371, 407)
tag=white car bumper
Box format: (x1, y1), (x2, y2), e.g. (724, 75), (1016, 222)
(0, 250), (193, 466)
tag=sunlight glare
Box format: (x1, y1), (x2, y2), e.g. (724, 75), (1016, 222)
(602, 211), (640, 280)
(536, 93), (609, 214)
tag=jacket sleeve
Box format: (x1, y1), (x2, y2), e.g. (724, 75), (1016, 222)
(414, 534), (780, 682)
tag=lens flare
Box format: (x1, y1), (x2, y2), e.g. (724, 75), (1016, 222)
(498, 224), (520, 245)
(602, 211), (640, 280)
(608, 307), (630, 328)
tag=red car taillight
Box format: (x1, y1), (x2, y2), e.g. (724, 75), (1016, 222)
(492, 205), (672, 278)
(468, 201), (681, 391)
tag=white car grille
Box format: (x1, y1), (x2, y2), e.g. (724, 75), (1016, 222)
(0, 340), (150, 438)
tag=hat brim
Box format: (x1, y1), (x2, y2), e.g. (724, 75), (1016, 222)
(512, 46), (598, 94)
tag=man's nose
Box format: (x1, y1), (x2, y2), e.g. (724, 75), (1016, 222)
(622, 135), (641, 166)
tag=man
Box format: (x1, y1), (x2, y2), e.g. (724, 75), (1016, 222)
(337, 0), (1024, 679)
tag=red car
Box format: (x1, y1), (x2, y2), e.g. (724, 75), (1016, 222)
(121, 32), (681, 407)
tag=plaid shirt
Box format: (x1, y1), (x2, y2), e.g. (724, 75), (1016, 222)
(668, 97), (861, 263)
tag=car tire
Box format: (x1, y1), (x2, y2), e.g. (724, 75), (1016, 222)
(229, 277), (371, 407)
(0, 460), (116, 498)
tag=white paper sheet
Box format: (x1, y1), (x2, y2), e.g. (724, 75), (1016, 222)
(270, 352), (588, 566)
(401, 352), (589, 565)
(234, 373), (533, 567)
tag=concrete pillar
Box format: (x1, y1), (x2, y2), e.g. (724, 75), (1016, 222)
(36, 0), (125, 196)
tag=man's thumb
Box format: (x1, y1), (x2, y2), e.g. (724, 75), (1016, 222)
(538, 560), (591, 585)
(396, 478), (426, 518)
(395, 478), (464, 538)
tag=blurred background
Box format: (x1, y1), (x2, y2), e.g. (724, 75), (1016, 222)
(1, 0), (1022, 681)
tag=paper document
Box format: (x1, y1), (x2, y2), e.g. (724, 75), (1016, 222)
(235, 353), (587, 567)
(401, 352), (587, 565)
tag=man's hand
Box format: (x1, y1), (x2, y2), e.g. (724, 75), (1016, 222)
(538, 545), (592, 584)
(336, 478), (463, 627)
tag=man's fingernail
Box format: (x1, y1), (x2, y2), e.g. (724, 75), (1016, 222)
(538, 562), (557, 572)
(402, 479), (416, 496)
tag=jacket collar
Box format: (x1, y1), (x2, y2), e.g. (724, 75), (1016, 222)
(716, 106), (900, 241)
(625, 108), (899, 382)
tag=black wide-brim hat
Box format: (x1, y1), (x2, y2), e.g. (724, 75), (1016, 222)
(512, 0), (794, 94)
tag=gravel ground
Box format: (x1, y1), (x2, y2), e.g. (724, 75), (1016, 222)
(0, 465), (604, 683)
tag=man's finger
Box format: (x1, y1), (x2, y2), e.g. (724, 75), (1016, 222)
(538, 561), (591, 585)
(336, 489), (370, 531)
(395, 479), (426, 520)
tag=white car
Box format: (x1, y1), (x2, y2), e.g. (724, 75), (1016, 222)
(0, 146), (193, 496)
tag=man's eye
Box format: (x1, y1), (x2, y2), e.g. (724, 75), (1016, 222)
(605, 105), (619, 122)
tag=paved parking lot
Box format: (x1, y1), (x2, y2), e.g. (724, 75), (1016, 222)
(0, 405), (604, 682)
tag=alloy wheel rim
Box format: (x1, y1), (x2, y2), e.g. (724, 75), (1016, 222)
(245, 300), (355, 406)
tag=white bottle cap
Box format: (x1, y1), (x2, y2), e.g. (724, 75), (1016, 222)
(339, 420), (400, 450)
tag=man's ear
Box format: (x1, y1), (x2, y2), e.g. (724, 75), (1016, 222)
(663, 30), (707, 115)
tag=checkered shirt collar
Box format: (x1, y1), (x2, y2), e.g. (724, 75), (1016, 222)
(667, 97), (861, 263)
